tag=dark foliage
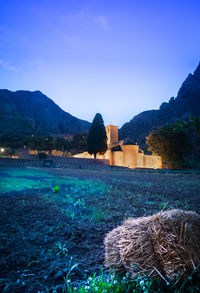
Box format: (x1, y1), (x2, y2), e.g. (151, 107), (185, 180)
(71, 132), (87, 154)
(0, 135), (24, 155)
(146, 122), (193, 169)
(38, 152), (47, 159)
(54, 137), (70, 152)
(24, 135), (54, 152)
(87, 113), (107, 159)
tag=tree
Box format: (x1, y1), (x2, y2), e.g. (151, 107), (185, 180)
(24, 135), (53, 152)
(0, 134), (24, 155)
(172, 117), (200, 163)
(71, 132), (87, 154)
(87, 113), (107, 159)
(146, 125), (191, 169)
(171, 117), (200, 138)
(54, 137), (70, 152)
(24, 136), (43, 151)
(189, 117), (200, 138)
(171, 119), (189, 133)
(188, 117), (200, 163)
(43, 136), (53, 152)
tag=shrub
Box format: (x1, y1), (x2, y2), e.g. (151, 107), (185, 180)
(38, 152), (47, 159)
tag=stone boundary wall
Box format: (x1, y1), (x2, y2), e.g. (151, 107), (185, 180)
(50, 156), (110, 168)
(0, 156), (110, 169)
(0, 158), (42, 168)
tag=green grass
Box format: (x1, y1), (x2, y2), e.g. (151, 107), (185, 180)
(0, 168), (106, 195)
(65, 269), (200, 293)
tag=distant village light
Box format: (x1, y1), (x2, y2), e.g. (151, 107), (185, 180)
(1, 148), (5, 152)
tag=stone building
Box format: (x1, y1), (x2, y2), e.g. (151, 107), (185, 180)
(74, 125), (162, 169)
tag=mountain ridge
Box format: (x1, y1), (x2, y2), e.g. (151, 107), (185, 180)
(1, 63), (200, 143)
(0, 89), (91, 136)
(120, 62), (200, 148)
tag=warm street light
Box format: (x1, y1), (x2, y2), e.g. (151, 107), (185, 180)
(0, 148), (5, 152)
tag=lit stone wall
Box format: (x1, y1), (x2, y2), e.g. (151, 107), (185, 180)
(103, 150), (110, 160)
(111, 151), (123, 166)
(143, 155), (162, 169)
(52, 150), (65, 157)
(137, 153), (144, 168)
(121, 145), (139, 168)
(73, 152), (93, 159)
(29, 150), (38, 155)
(29, 150), (51, 155)
(74, 148), (162, 169)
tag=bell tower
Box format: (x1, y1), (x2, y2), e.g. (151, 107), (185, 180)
(105, 125), (118, 146)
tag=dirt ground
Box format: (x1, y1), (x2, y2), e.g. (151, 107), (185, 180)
(0, 167), (200, 292)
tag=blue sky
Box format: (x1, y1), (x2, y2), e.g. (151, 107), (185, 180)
(0, 0), (200, 126)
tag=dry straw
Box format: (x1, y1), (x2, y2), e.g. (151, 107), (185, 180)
(104, 209), (200, 282)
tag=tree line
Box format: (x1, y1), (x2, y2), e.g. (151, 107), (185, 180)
(0, 113), (108, 158)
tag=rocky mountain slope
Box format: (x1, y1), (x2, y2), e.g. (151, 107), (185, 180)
(0, 90), (90, 136)
(120, 62), (200, 148)
(0, 92), (33, 136)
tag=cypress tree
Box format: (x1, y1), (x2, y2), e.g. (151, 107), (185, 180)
(87, 113), (107, 159)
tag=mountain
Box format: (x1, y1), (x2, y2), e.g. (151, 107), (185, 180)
(120, 62), (200, 148)
(0, 89), (90, 136)
(0, 92), (34, 136)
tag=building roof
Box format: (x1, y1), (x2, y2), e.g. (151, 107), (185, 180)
(106, 125), (119, 128)
(123, 137), (136, 145)
(111, 145), (123, 152)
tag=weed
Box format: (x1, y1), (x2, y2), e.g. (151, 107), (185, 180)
(53, 185), (60, 193)
(160, 202), (168, 210)
(67, 269), (200, 293)
(47, 242), (69, 257)
(55, 242), (69, 256)
(69, 270), (157, 293)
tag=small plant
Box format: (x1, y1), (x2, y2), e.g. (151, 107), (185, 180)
(55, 242), (68, 256)
(53, 185), (60, 193)
(38, 152), (47, 159)
(160, 201), (168, 210)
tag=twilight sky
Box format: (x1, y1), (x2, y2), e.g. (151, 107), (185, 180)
(0, 0), (200, 126)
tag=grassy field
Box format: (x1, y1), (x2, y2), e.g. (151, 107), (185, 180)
(0, 167), (200, 292)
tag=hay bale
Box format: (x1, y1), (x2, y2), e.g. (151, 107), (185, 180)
(104, 209), (200, 281)
(104, 226), (125, 273)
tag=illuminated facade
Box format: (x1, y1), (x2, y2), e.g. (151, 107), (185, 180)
(74, 125), (162, 169)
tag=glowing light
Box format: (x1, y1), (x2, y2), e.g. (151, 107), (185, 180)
(0, 148), (5, 152)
